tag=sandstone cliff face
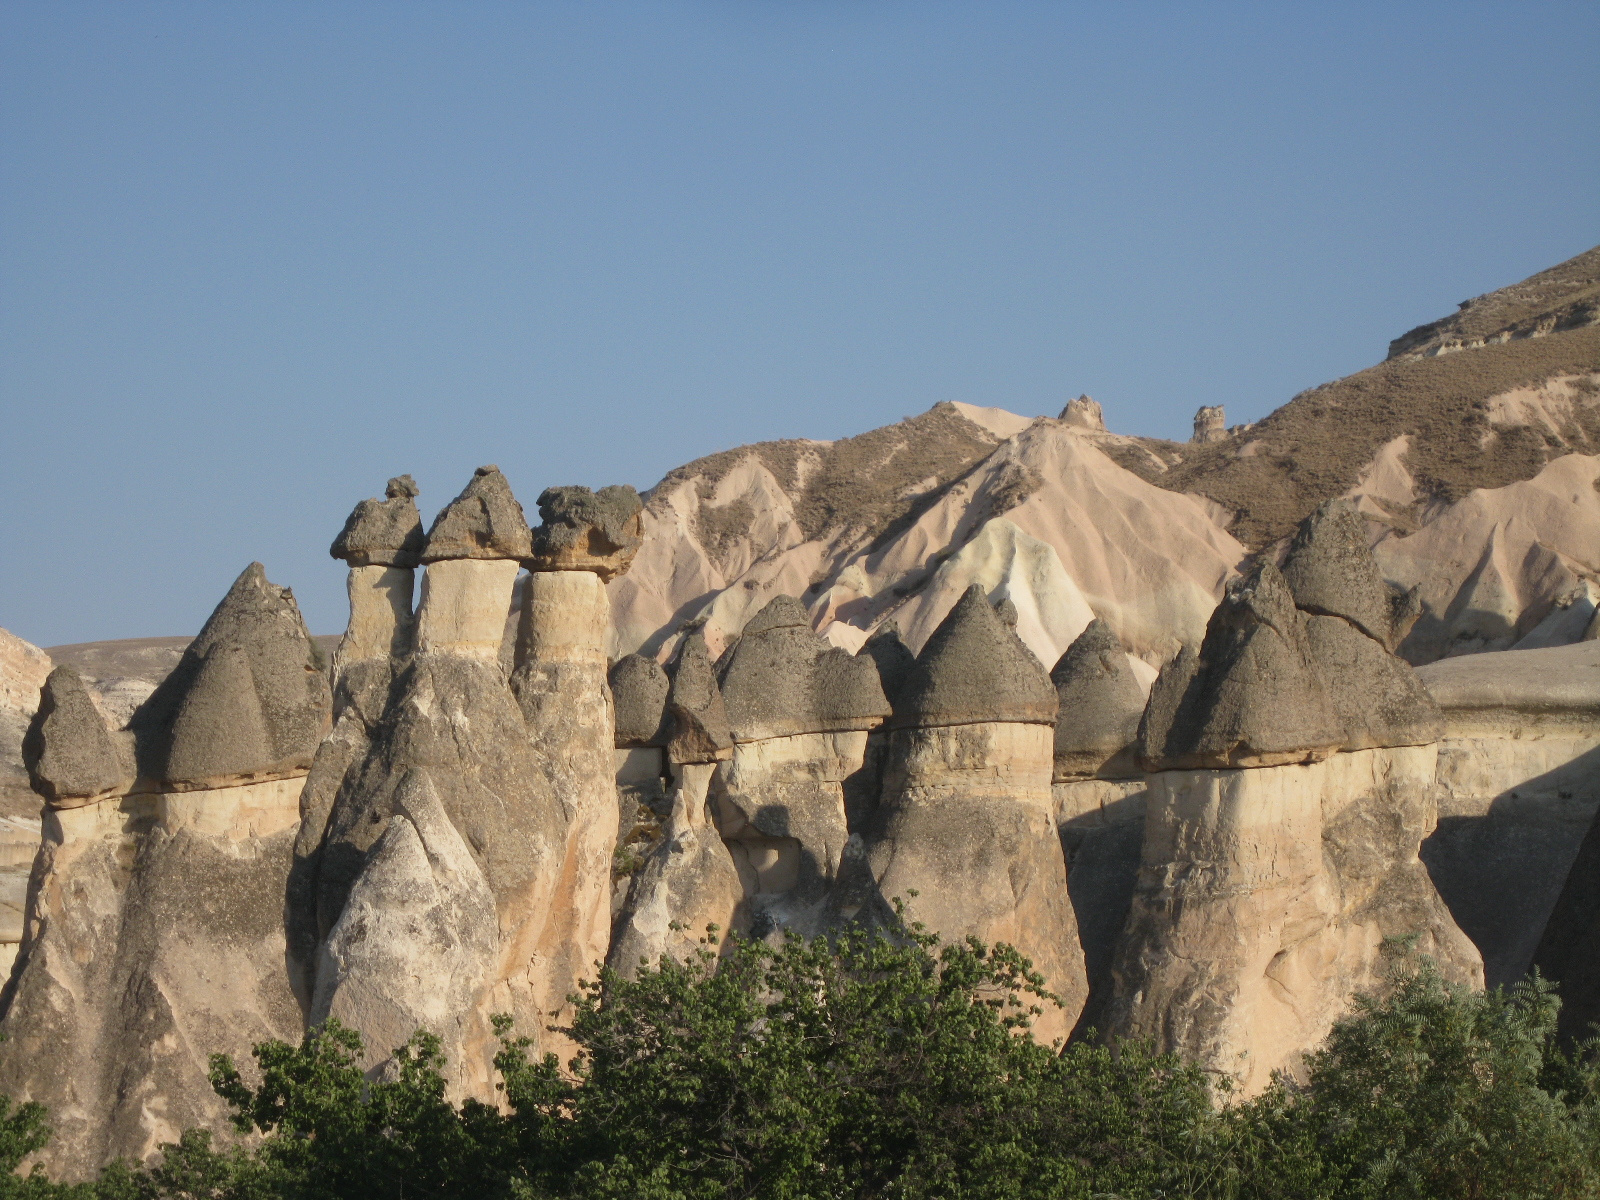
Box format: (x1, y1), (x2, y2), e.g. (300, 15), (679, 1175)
(0, 565), (328, 1173)
(1106, 503), (1478, 1094)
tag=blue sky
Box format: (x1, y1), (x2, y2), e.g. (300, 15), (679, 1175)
(1, 1), (1596, 646)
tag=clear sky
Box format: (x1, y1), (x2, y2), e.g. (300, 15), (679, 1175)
(1, 2), (1596, 647)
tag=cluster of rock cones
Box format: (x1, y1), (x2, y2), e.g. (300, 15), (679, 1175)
(6, 465), (1600, 1178)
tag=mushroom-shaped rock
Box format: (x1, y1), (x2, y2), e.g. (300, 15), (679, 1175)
(896, 585), (1057, 729)
(1145, 562), (1341, 770)
(527, 485), (644, 579)
(132, 563), (332, 789)
(24, 666), (128, 805)
(666, 631), (733, 764)
(1050, 619), (1145, 779)
(719, 595), (889, 741)
(330, 475), (425, 568)
(421, 466), (532, 562)
(610, 653), (670, 748)
(859, 622), (917, 721)
(1281, 499), (1395, 647)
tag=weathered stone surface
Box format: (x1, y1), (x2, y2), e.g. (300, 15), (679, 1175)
(1144, 563), (1342, 770)
(1280, 500), (1398, 646)
(610, 654), (670, 748)
(1050, 619), (1145, 780)
(608, 762), (745, 974)
(895, 585), (1057, 729)
(130, 564), (331, 791)
(1192, 404), (1226, 444)
(1106, 747), (1482, 1095)
(421, 466), (532, 563)
(527, 485), (644, 580)
(720, 596), (889, 741)
(23, 667), (128, 805)
(1059, 394), (1105, 430)
(330, 476), (425, 568)
(334, 565), (415, 673)
(860, 622), (917, 720)
(0, 627), (53, 817)
(857, 720), (1086, 1045)
(665, 631), (733, 764)
(1302, 614), (1443, 751)
(415, 558), (521, 660)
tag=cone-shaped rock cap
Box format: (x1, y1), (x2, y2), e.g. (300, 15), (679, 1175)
(527, 484), (644, 579)
(720, 595), (889, 740)
(1144, 561), (1341, 770)
(130, 563), (332, 788)
(1137, 643), (1198, 766)
(896, 585), (1057, 728)
(610, 653), (670, 748)
(1281, 499), (1395, 647)
(860, 621), (917, 722)
(24, 666), (128, 804)
(1051, 619), (1146, 777)
(421, 466), (532, 562)
(666, 630), (734, 763)
(330, 475), (425, 568)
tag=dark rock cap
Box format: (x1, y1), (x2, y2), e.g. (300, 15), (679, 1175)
(23, 666), (128, 804)
(1136, 643), (1198, 766)
(610, 653), (670, 748)
(1302, 614), (1443, 751)
(993, 596), (1020, 628)
(330, 476), (426, 568)
(1280, 499), (1395, 648)
(1051, 619), (1146, 779)
(421, 466), (533, 563)
(666, 631), (734, 763)
(719, 595), (889, 740)
(896, 585), (1058, 728)
(131, 563), (333, 788)
(860, 622), (917, 722)
(1143, 562), (1341, 770)
(526, 484), (643, 580)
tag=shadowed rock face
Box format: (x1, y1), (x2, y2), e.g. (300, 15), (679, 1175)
(895, 585), (1058, 729)
(610, 654), (670, 748)
(420, 466), (532, 562)
(330, 476), (425, 568)
(130, 563), (332, 790)
(24, 667), (128, 805)
(528, 485), (644, 579)
(1050, 620), (1145, 780)
(1282, 499), (1408, 650)
(719, 596), (889, 741)
(860, 622), (917, 721)
(666, 632), (733, 764)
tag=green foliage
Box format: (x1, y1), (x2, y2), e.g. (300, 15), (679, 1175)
(8, 939), (1600, 1198)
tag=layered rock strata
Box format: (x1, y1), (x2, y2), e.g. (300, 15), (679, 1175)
(1108, 503), (1478, 1094)
(854, 585), (1087, 1044)
(0, 565), (329, 1172)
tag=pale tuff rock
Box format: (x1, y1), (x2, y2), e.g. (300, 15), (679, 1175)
(855, 588), (1087, 1044)
(610, 654), (670, 748)
(415, 559), (521, 660)
(1059, 394), (1105, 430)
(335, 566), (416, 678)
(1106, 746), (1481, 1095)
(0, 567), (324, 1175)
(895, 585), (1058, 729)
(329, 475), (425, 568)
(420, 465), (532, 562)
(527, 485), (644, 580)
(1142, 562), (1342, 770)
(1401, 642), (1600, 996)
(312, 771), (499, 1091)
(0, 627), (53, 815)
(130, 564), (332, 791)
(24, 666), (130, 806)
(719, 595), (890, 741)
(1050, 619), (1145, 781)
(665, 631), (734, 764)
(1192, 405), (1226, 444)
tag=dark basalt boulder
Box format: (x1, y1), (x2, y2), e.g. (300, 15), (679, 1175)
(420, 466), (532, 563)
(1143, 562), (1341, 770)
(527, 485), (644, 579)
(1050, 619), (1145, 779)
(131, 563), (332, 788)
(666, 631), (734, 764)
(610, 653), (670, 748)
(24, 666), (128, 804)
(719, 596), (889, 741)
(329, 476), (425, 568)
(895, 585), (1057, 729)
